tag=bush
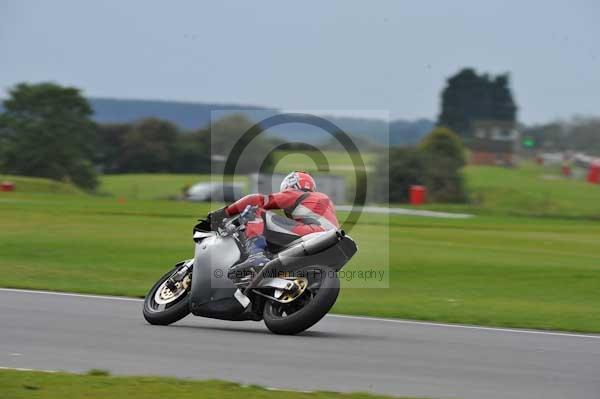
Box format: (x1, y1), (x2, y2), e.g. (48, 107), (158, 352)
(87, 369), (110, 376)
(373, 148), (426, 203)
(373, 126), (468, 204)
(420, 126), (467, 203)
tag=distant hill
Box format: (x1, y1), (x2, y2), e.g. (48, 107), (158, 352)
(89, 98), (274, 130)
(1, 97), (434, 146)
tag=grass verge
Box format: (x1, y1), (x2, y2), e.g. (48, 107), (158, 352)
(0, 369), (408, 399)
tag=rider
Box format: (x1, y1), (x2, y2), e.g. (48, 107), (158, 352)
(215, 171), (339, 280)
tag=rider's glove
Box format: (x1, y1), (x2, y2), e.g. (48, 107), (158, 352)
(239, 205), (257, 225)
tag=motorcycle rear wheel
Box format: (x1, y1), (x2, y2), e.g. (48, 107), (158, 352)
(143, 264), (191, 326)
(263, 266), (340, 335)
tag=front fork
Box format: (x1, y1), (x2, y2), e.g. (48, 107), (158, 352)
(165, 259), (193, 292)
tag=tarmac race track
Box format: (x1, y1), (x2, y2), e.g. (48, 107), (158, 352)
(1, 288), (599, 399)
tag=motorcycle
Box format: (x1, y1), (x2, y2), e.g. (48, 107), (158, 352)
(143, 205), (357, 335)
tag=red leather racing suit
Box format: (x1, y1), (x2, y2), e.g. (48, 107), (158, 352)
(226, 189), (339, 239)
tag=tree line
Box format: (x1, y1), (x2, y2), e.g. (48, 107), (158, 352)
(7, 74), (595, 204)
(521, 117), (600, 155)
(0, 83), (275, 190)
(0, 82), (469, 203)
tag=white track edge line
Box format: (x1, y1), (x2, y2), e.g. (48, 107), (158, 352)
(326, 314), (600, 339)
(0, 366), (56, 373)
(2, 287), (599, 340)
(0, 288), (143, 302)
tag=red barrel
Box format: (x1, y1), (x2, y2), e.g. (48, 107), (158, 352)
(0, 181), (15, 192)
(410, 185), (426, 206)
(588, 162), (600, 184)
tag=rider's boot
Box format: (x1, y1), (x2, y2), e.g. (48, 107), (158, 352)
(228, 236), (269, 282)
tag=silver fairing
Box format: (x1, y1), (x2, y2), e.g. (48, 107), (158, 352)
(189, 234), (241, 311)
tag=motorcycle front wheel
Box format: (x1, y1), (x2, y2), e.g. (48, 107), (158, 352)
(143, 263), (191, 326)
(263, 265), (340, 335)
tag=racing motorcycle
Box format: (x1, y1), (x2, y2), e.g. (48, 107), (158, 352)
(142, 206), (357, 335)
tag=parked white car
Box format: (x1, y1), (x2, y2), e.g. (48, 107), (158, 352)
(186, 182), (244, 202)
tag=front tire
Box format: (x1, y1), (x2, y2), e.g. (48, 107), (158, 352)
(263, 266), (340, 335)
(143, 264), (191, 325)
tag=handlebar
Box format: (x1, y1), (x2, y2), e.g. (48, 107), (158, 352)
(219, 205), (257, 237)
(198, 205), (258, 237)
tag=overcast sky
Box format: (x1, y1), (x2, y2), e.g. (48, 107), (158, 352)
(1, 0), (599, 124)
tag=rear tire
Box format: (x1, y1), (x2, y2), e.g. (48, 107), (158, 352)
(263, 266), (340, 335)
(143, 265), (191, 326)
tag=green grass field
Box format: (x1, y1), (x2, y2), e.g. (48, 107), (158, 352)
(99, 173), (212, 200)
(99, 174), (247, 200)
(463, 164), (600, 218)
(0, 175), (83, 195)
(272, 150), (375, 169)
(98, 150), (375, 200)
(0, 370), (404, 399)
(97, 156), (600, 220)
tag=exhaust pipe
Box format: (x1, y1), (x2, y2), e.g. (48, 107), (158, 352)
(244, 229), (344, 293)
(280, 229), (344, 261)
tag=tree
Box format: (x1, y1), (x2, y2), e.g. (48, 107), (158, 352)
(209, 114), (275, 175)
(0, 82), (98, 189)
(373, 127), (468, 204)
(117, 118), (179, 173)
(373, 147), (426, 203)
(171, 129), (211, 173)
(95, 121), (212, 173)
(419, 127), (467, 202)
(420, 126), (466, 169)
(95, 123), (131, 173)
(438, 68), (517, 140)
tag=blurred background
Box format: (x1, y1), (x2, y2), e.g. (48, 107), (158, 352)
(1, 0), (599, 332)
